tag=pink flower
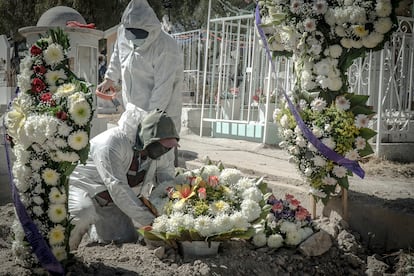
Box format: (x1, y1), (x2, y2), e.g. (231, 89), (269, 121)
(272, 202), (283, 212)
(208, 175), (219, 187)
(295, 206), (310, 220)
(198, 187), (207, 200)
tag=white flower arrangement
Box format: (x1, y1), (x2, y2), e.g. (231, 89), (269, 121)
(139, 164), (269, 245)
(4, 28), (94, 267)
(257, 0), (398, 203)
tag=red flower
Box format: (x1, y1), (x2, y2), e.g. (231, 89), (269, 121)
(208, 175), (219, 187)
(56, 110), (68, 120)
(31, 78), (46, 94)
(271, 202), (283, 212)
(198, 187), (207, 200)
(33, 65), (47, 75)
(295, 206), (310, 220)
(252, 95), (260, 102)
(30, 45), (42, 56)
(40, 92), (53, 103)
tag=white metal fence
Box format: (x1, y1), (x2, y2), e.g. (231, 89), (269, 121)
(173, 15), (414, 148)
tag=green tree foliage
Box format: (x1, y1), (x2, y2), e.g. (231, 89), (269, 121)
(0, 0), (254, 40)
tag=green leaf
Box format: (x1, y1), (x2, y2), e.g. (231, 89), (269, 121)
(350, 105), (375, 115)
(359, 128), (377, 140)
(337, 177), (349, 190)
(358, 142), (374, 157)
(348, 94), (369, 106)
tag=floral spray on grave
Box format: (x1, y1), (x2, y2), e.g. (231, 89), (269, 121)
(256, 0), (399, 204)
(4, 28), (94, 273)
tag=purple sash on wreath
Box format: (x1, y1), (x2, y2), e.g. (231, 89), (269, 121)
(254, 5), (365, 179)
(3, 88), (65, 276)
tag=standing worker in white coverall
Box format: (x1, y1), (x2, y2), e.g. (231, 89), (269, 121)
(97, 0), (184, 167)
(68, 105), (180, 250)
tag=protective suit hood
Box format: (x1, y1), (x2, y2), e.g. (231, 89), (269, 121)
(121, 0), (162, 47)
(137, 109), (179, 151)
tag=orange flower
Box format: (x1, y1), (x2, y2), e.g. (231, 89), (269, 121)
(172, 184), (196, 201)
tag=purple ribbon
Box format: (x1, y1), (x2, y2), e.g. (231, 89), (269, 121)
(3, 89), (65, 275)
(255, 5), (365, 178)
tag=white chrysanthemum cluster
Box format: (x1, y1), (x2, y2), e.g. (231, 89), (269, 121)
(151, 165), (266, 241)
(5, 29), (94, 265)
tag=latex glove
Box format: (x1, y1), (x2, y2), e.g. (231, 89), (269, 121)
(97, 78), (114, 93)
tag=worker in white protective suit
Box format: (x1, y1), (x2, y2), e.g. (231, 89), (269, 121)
(68, 104), (179, 250)
(97, 0), (183, 167)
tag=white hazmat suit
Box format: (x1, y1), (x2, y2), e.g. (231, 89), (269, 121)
(104, 0), (183, 132)
(68, 104), (178, 250)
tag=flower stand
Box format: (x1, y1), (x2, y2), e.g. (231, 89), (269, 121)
(179, 241), (221, 258)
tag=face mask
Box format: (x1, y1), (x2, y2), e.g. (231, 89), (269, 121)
(131, 39), (146, 47)
(146, 141), (171, 160)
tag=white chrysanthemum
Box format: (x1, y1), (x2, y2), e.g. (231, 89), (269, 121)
(280, 114), (290, 128)
(230, 211), (250, 230)
(267, 234), (284, 248)
(285, 230), (303, 246)
(355, 114), (369, 128)
(68, 130), (88, 150)
(242, 187), (263, 203)
(172, 200), (186, 212)
(199, 165), (220, 179)
(213, 214), (234, 233)
(322, 137), (336, 150)
(54, 138), (67, 148)
(295, 135), (307, 148)
(328, 44), (342, 58)
(312, 155), (326, 167)
(322, 176), (337, 186)
(17, 70), (32, 93)
(58, 123), (73, 137)
(236, 177), (256, 192)
(288, 145), (300, 155)
(48, 204), (67, 223)
(166, 212), (185, 234)
(49, 224), (65, 245)
(310, 98), (327, 112)
(340, 38), (353, 49)
(42, 168), (60, 186)
(241, 199), (261, 222)
(362, 32), (384, 48)
(283, 129), (294, 138)
(332, 165), (347, 178)
(345, 149), (360, 161)
(51, 245), (67, 261)
(374, 17), (393, 34)
(313, 0), (327, 15)
(55, 151), (80, 163)
(182, 213), (195, 230)
(327, 77), (343, 91)
(152, 214), (169, 233)
(30, 159), (46, 171)
(44, 43), (64, 66)
(32, 196), (43, 205)
(308, 143), (317, 152)
(355, 136), (366, 150)
(252, 232), (267, 247)
(352, 25), (368, 38)
(303, 18), (316, 32)
(45, 69), (66, 87)
(55, 83), (76, 98)
(312, 126), (323, 138)
(68, 92), (91, 126)
(219, 168), (243, 186)
(280, 221), (298, 234)
(12, 165), (31, 191)
(49, 187), (67, 204)
(299, 227), (314, 241)
(376, 0), (392, 17)
(335, 95), (350, 111)
(209, 200), (231, 215)
(33, 206), (44, 217)
(194, 215), (214, 237)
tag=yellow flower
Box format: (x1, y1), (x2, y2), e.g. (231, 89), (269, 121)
(353, 25), (368, 38)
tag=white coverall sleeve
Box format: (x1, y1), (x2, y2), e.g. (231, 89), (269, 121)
(92, 135), (155, 227)
(104, 37), (122, 82)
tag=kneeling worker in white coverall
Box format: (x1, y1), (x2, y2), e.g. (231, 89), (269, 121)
(68, 104), (179, 250)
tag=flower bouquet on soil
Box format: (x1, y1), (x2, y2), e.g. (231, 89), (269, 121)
(252, 194), (314, 249)
(4, 28), (94, 270)
(139, 164), (270, 255)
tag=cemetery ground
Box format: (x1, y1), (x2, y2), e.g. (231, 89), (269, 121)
(0, 133), (413, 275)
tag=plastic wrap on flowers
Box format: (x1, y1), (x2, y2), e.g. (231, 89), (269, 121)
(4, 28), (94, 269)
(256, 0), (399, 203)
